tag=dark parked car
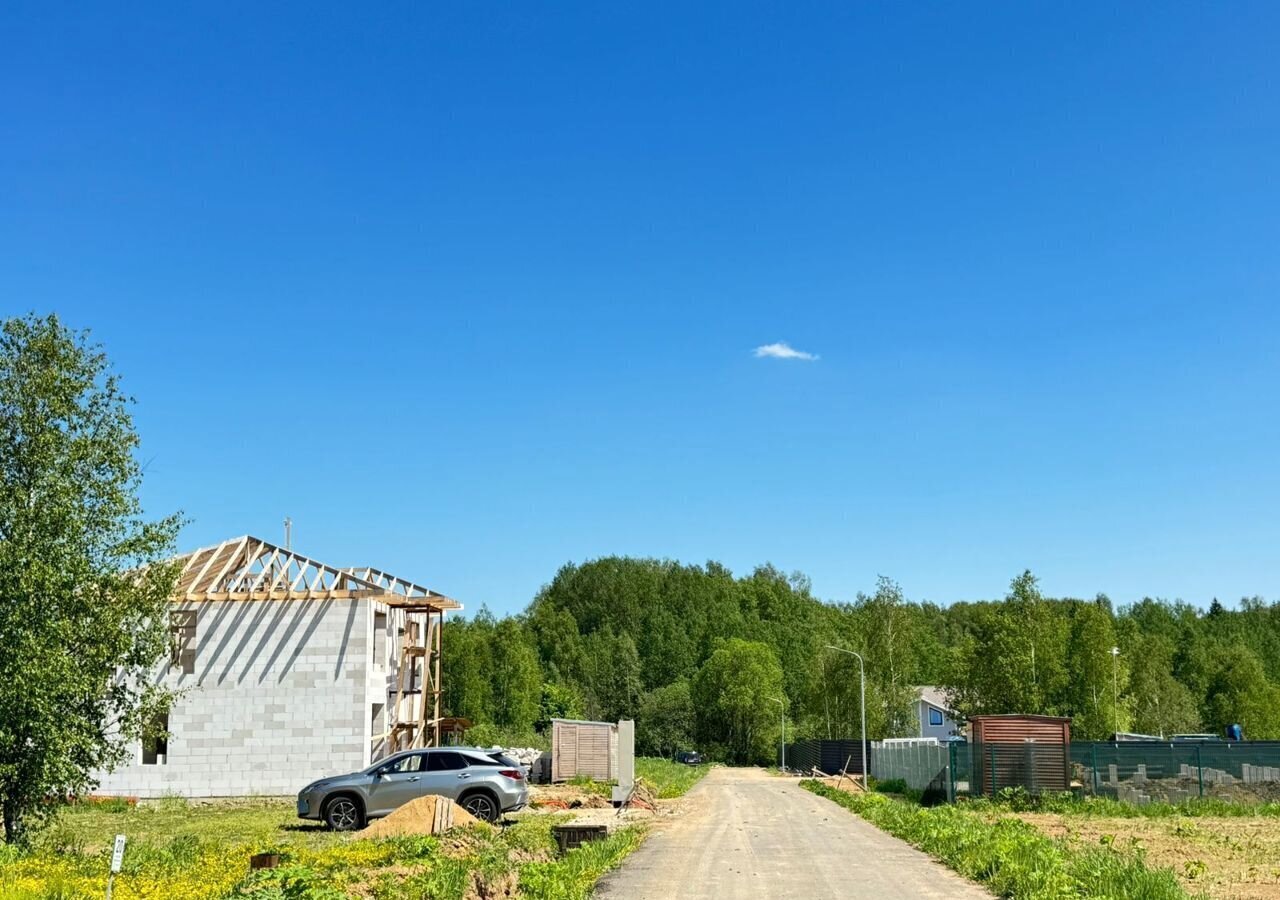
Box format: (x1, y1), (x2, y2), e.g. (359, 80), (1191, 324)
(676, 750), (704, 766)
(297, 747), (529, 830)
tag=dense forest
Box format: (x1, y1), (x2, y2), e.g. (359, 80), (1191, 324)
(440, 558), (1280, 764)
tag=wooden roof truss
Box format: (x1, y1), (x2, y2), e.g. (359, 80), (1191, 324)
(174, 535), (460, 609)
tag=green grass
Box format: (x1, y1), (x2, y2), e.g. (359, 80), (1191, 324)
(803, 781), (1194, 899)
(961, 788), (1280, 820)
(566, 775), (613, 799)
(867, 777), (924, 804)
(2, 798), (645, 900)
(567, 757), (711, 802)
(634, 759), (710, 799)
(37, 797), (332, 855)
(519, 827), (645, 900)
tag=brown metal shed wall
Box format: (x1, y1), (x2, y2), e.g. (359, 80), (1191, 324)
(971, 716), (1070, 745)
(970, 716), (1071, 795)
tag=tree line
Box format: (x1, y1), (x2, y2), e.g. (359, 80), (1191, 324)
(442, 559), (1280, 764)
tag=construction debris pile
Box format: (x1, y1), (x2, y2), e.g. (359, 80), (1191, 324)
(1076, 762), (1280, 805)
(496, 747), (544, 769)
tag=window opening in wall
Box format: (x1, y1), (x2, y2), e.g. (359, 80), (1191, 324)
(374, 612), (387, 666)
(371, 702), (386, 754)
(170, 610), (197, 674)
(142, 712), (169, 765)
(928, 707), (944, 727)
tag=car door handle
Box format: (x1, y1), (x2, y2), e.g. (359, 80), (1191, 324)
(408, 776), (420, 782)
(457, 773), (470, 779)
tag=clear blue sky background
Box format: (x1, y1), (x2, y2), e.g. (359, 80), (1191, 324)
(3, 2), (1278, 615)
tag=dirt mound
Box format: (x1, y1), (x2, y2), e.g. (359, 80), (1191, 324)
(570, 794), (612, 809)
(359, 795), (484, 838)
(526, 783), (613, 814)
(818, 775), (865, 795)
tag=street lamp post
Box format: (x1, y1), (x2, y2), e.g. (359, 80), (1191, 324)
(1110, 646), (1120, 736)
(825, 645), (868, 790)
(770, 697), (786, 772)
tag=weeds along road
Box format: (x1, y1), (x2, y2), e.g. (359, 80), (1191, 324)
(595, 767), (993, 900)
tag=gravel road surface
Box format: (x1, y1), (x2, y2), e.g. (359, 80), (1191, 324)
(594, 767), (992, 899)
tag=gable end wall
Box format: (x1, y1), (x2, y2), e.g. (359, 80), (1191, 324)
(94, 597), (373, 798)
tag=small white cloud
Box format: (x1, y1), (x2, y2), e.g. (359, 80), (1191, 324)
(753, 342), (819, 361)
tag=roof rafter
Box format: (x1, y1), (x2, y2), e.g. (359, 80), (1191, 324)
(172, 535), (461, 610)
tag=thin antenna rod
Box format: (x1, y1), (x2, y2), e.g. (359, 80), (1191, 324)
(284, 517), (292, 550)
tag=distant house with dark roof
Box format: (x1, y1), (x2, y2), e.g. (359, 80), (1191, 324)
(913, 685), (960, 741)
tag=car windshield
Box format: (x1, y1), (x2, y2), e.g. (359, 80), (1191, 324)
(486, 752), (523, 768)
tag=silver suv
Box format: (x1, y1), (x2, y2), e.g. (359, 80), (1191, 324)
(296, 747), (529, 830)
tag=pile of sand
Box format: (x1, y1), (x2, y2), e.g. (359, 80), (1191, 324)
(359, 794), (484, 838)
(817, 775), (866, 795)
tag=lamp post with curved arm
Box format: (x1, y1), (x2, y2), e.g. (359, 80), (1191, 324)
(770, 697), (786, 771)
(825, 645), (868, 790)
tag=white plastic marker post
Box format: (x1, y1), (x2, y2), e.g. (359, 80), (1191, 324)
(105, 834), (126, 900)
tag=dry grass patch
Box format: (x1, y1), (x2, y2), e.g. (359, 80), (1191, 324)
(1010, 812), (1280, 899)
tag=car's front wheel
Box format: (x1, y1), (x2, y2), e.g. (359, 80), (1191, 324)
(323, 795), (364, 831)
(460, 791), (499, 822)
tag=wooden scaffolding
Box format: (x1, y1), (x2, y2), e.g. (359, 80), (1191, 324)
(387, 603), (445, 752)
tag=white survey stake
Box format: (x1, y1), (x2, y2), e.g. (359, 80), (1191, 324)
(110, 835), (126, 873)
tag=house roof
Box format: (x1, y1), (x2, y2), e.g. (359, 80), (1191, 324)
(914, 685), (954, 713)
(172, 535), (461, 610)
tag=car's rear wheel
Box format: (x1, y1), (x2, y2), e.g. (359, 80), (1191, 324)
(323, 795), (363, 831)
(460, 791), (499, 822)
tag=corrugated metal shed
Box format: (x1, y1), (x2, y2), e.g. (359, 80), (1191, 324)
(551, 718), (618, 783)
(969, 715), (1071, 795)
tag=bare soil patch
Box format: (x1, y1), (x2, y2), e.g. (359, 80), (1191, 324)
(520, 782), (684, 830)
(816, 774), (867, 795)
(525, 783), (606, 810)
(1011, 812), (1280, 899)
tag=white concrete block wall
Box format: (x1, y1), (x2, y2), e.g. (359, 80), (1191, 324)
(94, 597), (373, 798)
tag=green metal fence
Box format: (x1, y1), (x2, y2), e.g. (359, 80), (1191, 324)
(1070, 741), (1280, 804)
(854, 739), (1280, 806)
(933, 740), (1280, 804)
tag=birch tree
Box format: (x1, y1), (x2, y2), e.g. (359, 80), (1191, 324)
(0, 314), (181, 843)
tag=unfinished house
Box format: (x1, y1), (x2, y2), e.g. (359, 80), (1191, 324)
(95, 535), (461, 797)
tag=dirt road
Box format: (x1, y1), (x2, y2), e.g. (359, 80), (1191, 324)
(594, 767), (992, 899)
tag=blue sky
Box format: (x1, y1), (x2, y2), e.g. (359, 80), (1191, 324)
(3, 2), (1279, 615)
